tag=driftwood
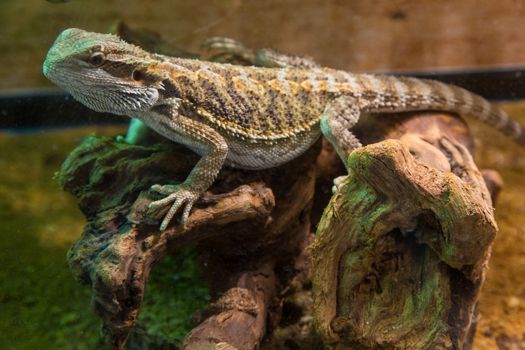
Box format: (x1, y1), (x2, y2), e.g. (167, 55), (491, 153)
(58, 111), (502, 350)
(311, 113), (500, 349)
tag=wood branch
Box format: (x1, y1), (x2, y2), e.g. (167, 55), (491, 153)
(58, 135), (319, 350)
(183, 264), (277, 350)
(311, 112), (499, 350)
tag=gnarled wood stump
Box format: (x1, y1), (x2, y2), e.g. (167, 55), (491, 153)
(311, 113), (500, 350)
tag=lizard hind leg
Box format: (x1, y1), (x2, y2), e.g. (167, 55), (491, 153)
(201, 37), (320, 69)
(320, 95), (363, 169)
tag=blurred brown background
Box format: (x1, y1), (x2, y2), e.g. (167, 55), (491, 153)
(2, 0), (525, 89)
(1, 1), (524, 349)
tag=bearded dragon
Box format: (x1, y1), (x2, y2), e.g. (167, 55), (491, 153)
(43, 28), (525, 230)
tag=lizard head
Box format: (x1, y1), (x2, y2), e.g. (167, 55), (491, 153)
(43, 28), (166, 115)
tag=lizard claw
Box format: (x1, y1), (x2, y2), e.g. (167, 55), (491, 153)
(332, 175), (348, 194)
(149, 184), (200, 230)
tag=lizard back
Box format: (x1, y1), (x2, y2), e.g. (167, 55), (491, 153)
(158, 58), (525, 147)
(158, 58), (348, 141)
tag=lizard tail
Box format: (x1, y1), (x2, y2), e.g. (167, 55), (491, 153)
(381, 76), (525, 147)
(452, 88), (525, 147)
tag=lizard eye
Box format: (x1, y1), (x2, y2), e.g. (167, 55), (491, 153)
(132, 69), (143, 81)
(88, 52), (105, 67)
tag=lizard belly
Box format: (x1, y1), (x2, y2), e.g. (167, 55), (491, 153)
(224, 127), (321, 170)
(135, 111), (321, 170)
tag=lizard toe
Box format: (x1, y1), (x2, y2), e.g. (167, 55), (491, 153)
(150, 183), (179, 195)
(160, 197), (184, 231)
(180, 200), (196, 224)
(332, 175), (348, 194)
(148, 192), (177, 209)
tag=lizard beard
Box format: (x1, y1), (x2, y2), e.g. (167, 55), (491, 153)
(68, 85), (160, 114)
(44, 64), (160, 115)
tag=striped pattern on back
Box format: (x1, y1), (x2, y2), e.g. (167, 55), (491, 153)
(161, 58), (525, 145)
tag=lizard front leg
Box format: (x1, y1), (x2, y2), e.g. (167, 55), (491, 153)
(148, 114), (228, 230)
